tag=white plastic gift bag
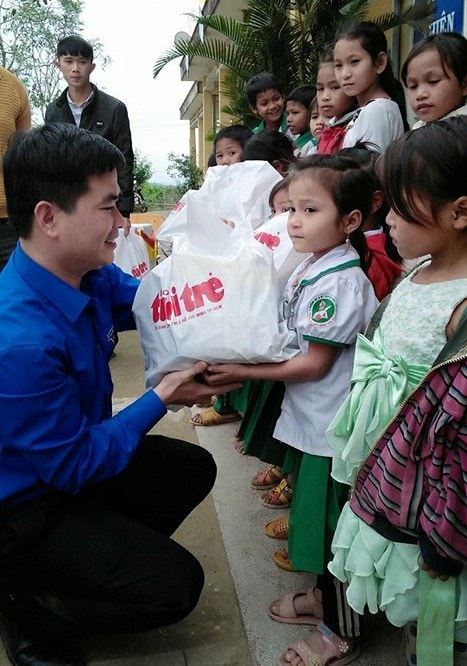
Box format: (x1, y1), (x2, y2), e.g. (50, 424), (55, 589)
(113, 228), (150, 280)
(253, 212), (304, 293)
(155, 161), (282, 256)
(133, 193), (292, 387)
(197, 160), (282, 231)
(156, 190), (195, 257)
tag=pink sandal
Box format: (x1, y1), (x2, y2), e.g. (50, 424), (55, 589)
(260, 478), (293, 508)
(277, 623), (360, 665)
(268, 588), (323, 625)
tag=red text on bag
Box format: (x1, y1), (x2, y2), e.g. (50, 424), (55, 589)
(151, 275), (224, 322)
(254, 231), (280, 250)
(132, 262), (148, 279)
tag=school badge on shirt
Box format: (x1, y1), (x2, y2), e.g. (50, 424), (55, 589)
(309, 294), (337, 326)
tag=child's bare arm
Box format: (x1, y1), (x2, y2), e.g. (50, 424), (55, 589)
(205, 340), (338, 384)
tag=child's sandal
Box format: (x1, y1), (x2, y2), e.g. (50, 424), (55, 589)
(251, 464), (284, 490)
(260, 478), (293, 508)
(264, 516), (289, 539)
(277, 623), (360, 665)
(272, 547), (293, 571)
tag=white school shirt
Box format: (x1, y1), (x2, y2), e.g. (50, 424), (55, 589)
(273, 244), (379, 457)
(343, 98), (404, 152)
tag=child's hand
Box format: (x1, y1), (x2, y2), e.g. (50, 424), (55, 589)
(204, 363), (248, 385)
(420, 557), (450, 582)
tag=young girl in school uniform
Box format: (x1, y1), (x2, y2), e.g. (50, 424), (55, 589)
(333, 21), (408, 151)
(401, 31), (467, 128)
(205, 154), (379, 665)
(315, 57), (358, 155)
(328, 117), (467, 666)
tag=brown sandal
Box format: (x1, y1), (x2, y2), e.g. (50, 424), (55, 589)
(264, 516), (289, 539)
(272, 547), (293, 571)
(251, 464), (284, 490)
(260, 478), (293, 509)
(190, 406), (241, 426)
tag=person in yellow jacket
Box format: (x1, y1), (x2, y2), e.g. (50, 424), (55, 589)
(0, 66), (31, 270)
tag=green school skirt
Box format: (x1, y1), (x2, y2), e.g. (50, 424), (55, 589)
(238, 380), (289, 466)
(288, 452), (348, 575)
(213, 382), (252, 415)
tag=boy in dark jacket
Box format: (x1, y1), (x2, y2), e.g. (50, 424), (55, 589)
(45, 35), (134, 232)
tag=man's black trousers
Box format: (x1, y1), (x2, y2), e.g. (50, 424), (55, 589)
(0, 435), (217, 640)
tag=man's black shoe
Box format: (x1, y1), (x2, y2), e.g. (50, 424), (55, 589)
(0, 610), (85, 666)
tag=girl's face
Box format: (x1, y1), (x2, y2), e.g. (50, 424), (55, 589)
(287, 172), (346, 257)
(271, 188), (289, 216)
(406, 48), (467, 123)
(385, 198), (456, 261)
(334, 38), (387, 106)
(215, 138), (243, 166)
(309, 106), (326, 139)
(316, 62), (353, 119)
(286, 100), (310, 135)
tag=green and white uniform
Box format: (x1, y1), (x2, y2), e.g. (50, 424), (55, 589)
(274, 244), (378, 456)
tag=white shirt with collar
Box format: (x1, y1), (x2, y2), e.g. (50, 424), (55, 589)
(273, 244), (378, 456)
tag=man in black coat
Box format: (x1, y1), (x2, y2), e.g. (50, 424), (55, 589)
(45, 35), (134, 234)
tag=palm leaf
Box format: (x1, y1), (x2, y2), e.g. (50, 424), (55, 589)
(374, 0), (436, 33)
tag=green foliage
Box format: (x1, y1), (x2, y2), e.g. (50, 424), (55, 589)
(133, 149), (153, 186)
(141, 182), (179, 210)
(167, 152), (204, 197)
(0, 0), (108, 118)
(153, 0), (435, 126)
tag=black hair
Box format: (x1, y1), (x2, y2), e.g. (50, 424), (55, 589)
(334, 21), (409, 131)
(56, 35), (94, 61)
(242, 130), (295, 175)
(4, 123), (124, 238)
(309, 95), (319, 112)
(213, 124), (253, 149)
(292, 153), (374, 272)
(381, 116), (467, 226)
(319, 52), (335, 66)
(401, 32), (467, 88)
(286, 84), (316, 110)
(338, 143), (382, 190)
(246, 72), (283, 107)
(339, 143), (402, 264)
(207, 152), (217, 168)
(268, 177), (290, 209)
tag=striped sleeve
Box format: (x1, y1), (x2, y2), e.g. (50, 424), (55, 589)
(419, 363), (467, 563)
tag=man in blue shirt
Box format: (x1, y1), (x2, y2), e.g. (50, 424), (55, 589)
(0, 123), (240, 666)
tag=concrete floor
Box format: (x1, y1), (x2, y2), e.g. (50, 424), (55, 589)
(0, 330), (407, 666)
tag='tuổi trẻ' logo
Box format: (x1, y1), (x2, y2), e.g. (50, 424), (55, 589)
(151, 274), (224, 323)
(308, 294), (337, 326)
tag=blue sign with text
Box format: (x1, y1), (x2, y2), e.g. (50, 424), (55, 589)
(429, 0), (463, 33)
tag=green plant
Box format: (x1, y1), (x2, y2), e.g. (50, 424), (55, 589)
(167, 152), (204, 196)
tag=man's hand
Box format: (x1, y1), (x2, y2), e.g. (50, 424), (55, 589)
(121, 217), (131, 237)
(154, 361), (243, 406)
(420, 557), (450, 582)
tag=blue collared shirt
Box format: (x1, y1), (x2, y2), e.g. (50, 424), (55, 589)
(0, 245), (166, 504)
